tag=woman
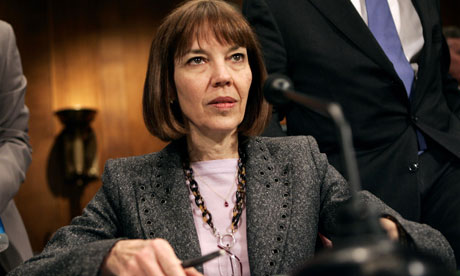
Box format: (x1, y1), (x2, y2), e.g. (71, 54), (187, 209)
(10, 0), (455, 275)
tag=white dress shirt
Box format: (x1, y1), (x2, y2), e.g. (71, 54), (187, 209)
(350, 0), (424, 75)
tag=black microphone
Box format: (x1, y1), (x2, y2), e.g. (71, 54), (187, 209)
(264, 73), (332, 117)
(264, 74), (451, 276)
(264, 73), (362, 203)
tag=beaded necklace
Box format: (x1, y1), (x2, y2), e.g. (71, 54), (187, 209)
(194, 171), (237, 208)
(184, 156), (247, 249)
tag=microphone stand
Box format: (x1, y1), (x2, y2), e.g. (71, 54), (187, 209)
(264, 74), (452, 276)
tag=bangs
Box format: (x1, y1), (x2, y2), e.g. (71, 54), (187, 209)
(172, 0), (253, 59)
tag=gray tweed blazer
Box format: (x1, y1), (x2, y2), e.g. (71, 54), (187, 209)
(9, 136), (455, 275)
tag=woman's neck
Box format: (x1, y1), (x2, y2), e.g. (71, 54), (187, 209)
(186, 129), (239, 162)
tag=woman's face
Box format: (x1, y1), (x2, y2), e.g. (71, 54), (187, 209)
(174, 34), (252, 137)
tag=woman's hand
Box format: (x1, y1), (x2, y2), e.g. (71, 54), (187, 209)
(101, 238), (203, 276)
(379, 218), (399, 241)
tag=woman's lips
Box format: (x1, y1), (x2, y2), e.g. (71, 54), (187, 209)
(209, 97), (237, 108)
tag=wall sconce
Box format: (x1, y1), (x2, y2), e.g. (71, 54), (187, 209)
(55, 108), (99, 186)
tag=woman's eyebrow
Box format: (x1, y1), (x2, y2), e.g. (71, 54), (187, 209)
(227, 45), (241, 52)
(183, 45), (242, 57)
(186, 48), (207, 55)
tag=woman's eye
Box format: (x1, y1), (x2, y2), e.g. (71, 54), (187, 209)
(230, 53), (245, 62)
(187, 57), (205, 65)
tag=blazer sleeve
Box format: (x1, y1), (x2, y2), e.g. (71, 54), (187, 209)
(8, 161), (124, 276)
(243, 0), (290, 134)
(243, 0), (287, 75)
(305, 136), (456, 270)
(358, 191), (456, 270)
(0, 21), (32, 214)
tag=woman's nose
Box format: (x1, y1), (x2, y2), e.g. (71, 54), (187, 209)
(211, 63), (232, 87)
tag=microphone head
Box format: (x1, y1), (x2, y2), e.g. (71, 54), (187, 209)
(263, 73), (293, 105)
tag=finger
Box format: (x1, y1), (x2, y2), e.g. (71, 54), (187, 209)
(318, 233), (333, 248)
(185, 267), (204, 276)
(379, 218), (399, 241)
(151, 239), (186, 276)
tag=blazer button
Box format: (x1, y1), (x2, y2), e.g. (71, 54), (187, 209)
(408, 163), (419, 172)
(411, 115), (419, 122)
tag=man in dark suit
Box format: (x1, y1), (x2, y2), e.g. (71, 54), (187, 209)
(243, 0), (460, 267)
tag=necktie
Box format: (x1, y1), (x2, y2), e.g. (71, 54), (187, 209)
(366, 0), (414, 96)
(366, 0), (427, 151)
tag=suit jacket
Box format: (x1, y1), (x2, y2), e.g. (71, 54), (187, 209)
(0, 20), (33, 271)
(9, 136), (455, 275)
(243, 0), (460, 221)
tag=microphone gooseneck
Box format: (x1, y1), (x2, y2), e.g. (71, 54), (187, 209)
(263, 74), (450, 276)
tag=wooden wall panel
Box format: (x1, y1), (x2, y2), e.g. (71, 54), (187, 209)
(0, 0), (178, 252)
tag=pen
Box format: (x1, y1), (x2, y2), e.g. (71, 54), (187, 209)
(181, 249), (226, 268)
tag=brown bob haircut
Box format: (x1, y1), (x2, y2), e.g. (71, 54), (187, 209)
(143, 0), (271, 141)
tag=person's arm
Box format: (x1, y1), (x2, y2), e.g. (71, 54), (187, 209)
(7, 161), (123, 276)
(8, 160), (201, 276)
(0, 21), (32, 214)
(243, 0), (288, 76)
(305, 136), (456, 270)
(243, 0), (288, 136)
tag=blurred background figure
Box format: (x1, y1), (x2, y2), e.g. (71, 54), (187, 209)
(444, 26), (460, 85)
(0, 20), (33, 273)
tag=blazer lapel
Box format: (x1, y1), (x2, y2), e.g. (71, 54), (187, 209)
(307, 0), (400, 79)
(243, 138), (293, 275)
(140, 141), (202, 267)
